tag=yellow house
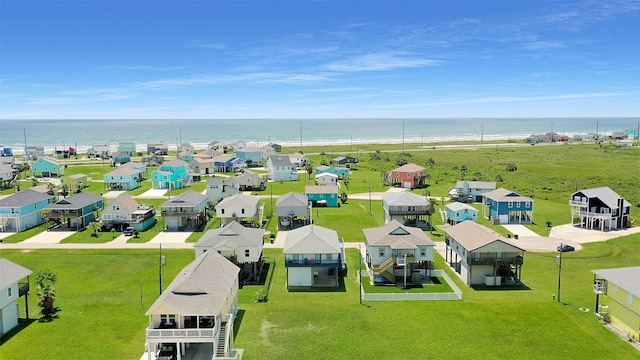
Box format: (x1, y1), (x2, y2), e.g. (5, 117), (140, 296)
(592, 266), (640, 341)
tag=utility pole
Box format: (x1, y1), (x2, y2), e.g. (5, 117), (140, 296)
(557, 245), (563, 303)
(159, 244), (164, 296)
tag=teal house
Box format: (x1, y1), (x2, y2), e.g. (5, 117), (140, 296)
(315, 165), (350, 179)
(151, 159), (189, 190)
(104, 167), (142, 191)
(43, 192), (104, 231)
(31, 156), (64, 177)
(112, 152), (131, 164)
(305, 185), (340, 207)
(0, 189), (53, 232)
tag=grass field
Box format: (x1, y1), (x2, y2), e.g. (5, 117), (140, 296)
(1, 233), (638, 359)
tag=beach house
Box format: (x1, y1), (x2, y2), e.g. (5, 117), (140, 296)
(118, 141), (136, 155)
(450, 180), (496, 203)
(31, 156), (65, 178)
(194, 221), (266, 282)
(144, 250), (241, 360)
(0, 189), (53, 232)
(389, 163), (429, 189)
(569, 187), (631, 231)
(104, 167), (143, 191)
(283, 224), (344, 289)
(234, 147), (264, 166)
(160, 191), (208, 231)
(266, 155), (297, 182)
(42, 192), (104, 231)
(276, 192), (310, 229)
(305, 185), (340, 207)
(591, 266), (640, 341)
(215, 194), (261, 227)
(443, 220), (525, 287)
(151, 159), (189, 190)
(331, 155), (359, 169)
(363, 220), (435, 285)
(445, 202), (479, 225)
(483, 188), (533, 224)
(382, 191), (431, 229)
(0, 259), (32, 336)
(101, 194), (156, 231)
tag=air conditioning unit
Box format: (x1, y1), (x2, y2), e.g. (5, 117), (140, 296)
(593, 279), (607, 294)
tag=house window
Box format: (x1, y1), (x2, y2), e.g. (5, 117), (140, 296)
(525, 202), (531, 208)
(379, 248), (385, 257)
(245, 249), (250, 257)
(496, 252), (502, 260)
(420, 247), (426, 257)
(7, 287), (12, 298)
(474, 252), (480, 261)
(241, 209), (245, 214)
(408, 206), (415, 211)
(516, 201), (520, 207)
(160, 314), (176, 325)
(221, 209), (225, 214)
(326, 254), (333, 261)
(508, 202), (513, 208)
(628, 293), (634, 305)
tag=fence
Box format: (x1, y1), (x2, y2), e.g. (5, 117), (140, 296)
(359, 269), (462, 301)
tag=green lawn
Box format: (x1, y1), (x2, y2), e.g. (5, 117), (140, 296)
(1, 234), (639, 360)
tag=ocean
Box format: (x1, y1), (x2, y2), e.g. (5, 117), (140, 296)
(0, 118), (637, 154)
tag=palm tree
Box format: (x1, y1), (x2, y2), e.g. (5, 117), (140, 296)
(36, 270), (58, 317)
(305, 163), (314, 180)
(46, 183), (56, 195)
(426, 198), (436, 234)
(87, 221), (102, 237)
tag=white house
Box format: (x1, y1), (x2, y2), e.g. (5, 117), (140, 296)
(144, 251), (241, 360)
(315, 172), (339, 185)
(0, 259), (32, 336)
(215, 194), (261, 227)
(283, 224), (344, 288)
(194, 221), (266, 282)
(276, 192), (309, 229)
(363, 220), (435, 285)
(451, 181), (496, 203)
(382, 191), (431, 229)
(288, 152), (307, 168)
(266, 155), (298, 182)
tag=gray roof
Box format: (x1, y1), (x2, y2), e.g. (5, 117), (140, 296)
(161, 191), (207, 208)
(443, 220), (525, 252)
(592, 267), (640, 298)
(283, 224), (340, 254)
(105, 167), (141, 177)
(164, 158), (189, 167)
(484, 188), (532, 202)
(217, 194), (259, 209)
(105, 194), (140, 213)
(276, 192), (308, 207)
(195, 221), (265, 249)
(392, 163), (425, 173)
(146, 250), (239, 316)
(445, 202), (478, 212)
(46, 192), (103, 210)
(0, 189), (53, 208)
(574, 187), (632, 209)
(269, 155), (293, 167)
(363, 220), (435, 249)
(0, 258), (32, 290)
(382, 191), (428, 207)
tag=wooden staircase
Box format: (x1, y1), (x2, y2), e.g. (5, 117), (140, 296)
(216, 322), (227, 357)
(372, 257), (396, 282)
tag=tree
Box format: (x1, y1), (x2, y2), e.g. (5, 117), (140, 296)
(339, 192), (348, 204)
(506, 163), (518, 172)
(87, 221), (102, 237)
(425, 158), (435, 166)
(426, 198), (436, 233)
(36, 270), (58, 317)
(46, 183), (56, 196)
(305, 163), (314, 180)
(60, 184), (69, 197)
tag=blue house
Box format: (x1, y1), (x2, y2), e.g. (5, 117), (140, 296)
(483, 188), (533, 224)
(213, 155), (246, 173)
(104, 167), (143, 191)
(177, 151), (195, 162)
(445, 202), (479, 225)
(305, 185), (340, 207)
(235, 147), (264, 166)
(315, 165), (350, 179)
(31, 156), (65, 177)
(118, 141), (137, 155)
(112, 152), (131, 164)
(1, 147), (13, 157)
(0, 189), (53, 232)
(43, 192), (104, 230)
(151, 159), (189, 189)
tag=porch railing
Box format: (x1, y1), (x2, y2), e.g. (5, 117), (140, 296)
(146, 324), (215, 340)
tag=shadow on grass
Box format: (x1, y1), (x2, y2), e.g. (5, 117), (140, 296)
(470, 283), (532, 291)
(0, 318), (37, 345)
(232, 309), (246, 340)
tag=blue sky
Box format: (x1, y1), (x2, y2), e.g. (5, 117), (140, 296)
(1, 0), (639, 119)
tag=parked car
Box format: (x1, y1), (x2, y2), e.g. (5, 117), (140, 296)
(557, 243), (575, 252)
(157, 343), (176, 360)
(123, 227), (135, 236)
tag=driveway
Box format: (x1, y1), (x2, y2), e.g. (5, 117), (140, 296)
(148, 231), (193, 244)
(21, 230), (76, 244)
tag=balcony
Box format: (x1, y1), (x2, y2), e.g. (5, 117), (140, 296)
(468, 258), (522, 266)
(18, 282), (30, 297)
(285, 258), (340, 267)
(395, 256), (415, 266)
(146, 324), (215, 342)
(571, 209), (612, 220)
(388, 208), (428, 216)
(161, 210), (199, 217)
(568, 200), (588, 207)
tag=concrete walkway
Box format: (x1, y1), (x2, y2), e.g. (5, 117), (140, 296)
(21, 230), (75, 244)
